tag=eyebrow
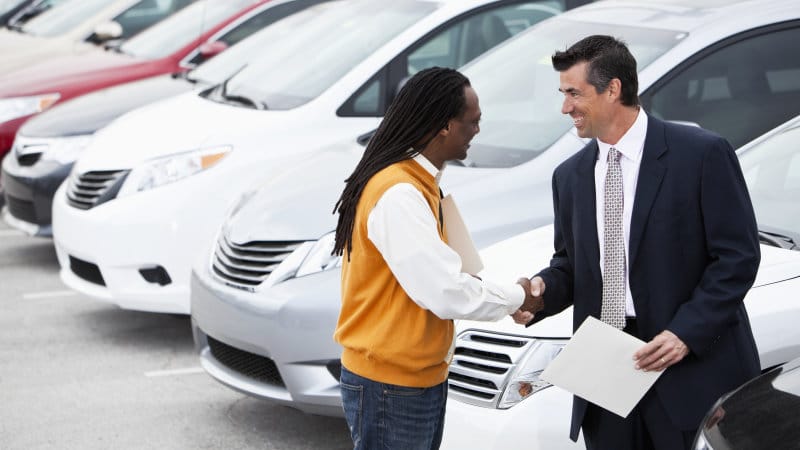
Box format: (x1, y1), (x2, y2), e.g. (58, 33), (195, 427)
(559, 87), (580, 94)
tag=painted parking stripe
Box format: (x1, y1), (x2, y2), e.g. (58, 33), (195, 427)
(23, 290), (77, 299)
(145, 367), (205, 377)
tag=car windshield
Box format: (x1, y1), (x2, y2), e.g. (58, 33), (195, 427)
(209, 0), (437, 110)
(461, 17), (686, 168)
(119, 0), (252, 59)
(22, 0), (109, 37)
(739, 120), (800, 248)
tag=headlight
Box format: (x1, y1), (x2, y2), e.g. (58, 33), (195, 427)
(0, 93), (60, 123)
(265, 231), (342, 287)
(38, 134), (93, 164)
(116, 145), (231, 197)
(497, 339), (566, 409)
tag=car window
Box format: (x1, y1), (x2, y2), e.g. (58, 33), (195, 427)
(407, 1), (561, 76)
(460, 17), (683, 168)
(184, 0), (329, 66)
(22, 0), (110, 37)
(119, 0), (252, 59)
(643, 24), (800, 149)
(739, 123), (800, 239)
(343, 1), (563, 117)
(210, 0), (438, 110)
(103, 0), (195, 42)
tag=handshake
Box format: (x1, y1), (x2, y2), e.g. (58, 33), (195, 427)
(512, 276), (545, 324)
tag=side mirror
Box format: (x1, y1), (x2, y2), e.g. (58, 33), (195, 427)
(198, 41), (228, 60)
(92, 20), (123, 43)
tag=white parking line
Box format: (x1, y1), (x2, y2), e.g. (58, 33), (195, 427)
(144, 367), (205, 377)
(23, 290), (78, 299)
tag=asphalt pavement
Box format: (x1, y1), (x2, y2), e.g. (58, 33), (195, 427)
(0, 221), (352, 449)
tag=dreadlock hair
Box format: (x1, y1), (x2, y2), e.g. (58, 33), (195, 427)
(332, 66), (471, 257)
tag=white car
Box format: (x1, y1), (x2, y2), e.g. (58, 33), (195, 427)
(190, 0), (800, 417)
(0, 0), (195, 76)
(51, 0), (568, 314)
(441, 116), (800, 449)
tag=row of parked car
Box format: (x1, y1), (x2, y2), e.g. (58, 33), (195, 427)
(1, 0), (799, 448)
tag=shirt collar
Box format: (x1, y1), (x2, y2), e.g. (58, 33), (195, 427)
(597, 108), (648, 163)
(413, 153), (443, 184)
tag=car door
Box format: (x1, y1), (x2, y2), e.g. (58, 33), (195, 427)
(641, 20), (800, 149)
(338, 0), (567, 117)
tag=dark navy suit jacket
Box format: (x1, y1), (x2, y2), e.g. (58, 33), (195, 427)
(535, 114), (761, 441)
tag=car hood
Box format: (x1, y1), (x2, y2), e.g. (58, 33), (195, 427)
(224, 142), (502, 243)
(456, 225), (800, 339)
(20, 74), (198, 137)
(74, 92), (299, 171)
(0, 49), (148, 96)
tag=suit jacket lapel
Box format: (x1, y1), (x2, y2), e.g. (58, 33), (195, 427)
(629, 116), (667, 269)
(575, 142), (602, 289)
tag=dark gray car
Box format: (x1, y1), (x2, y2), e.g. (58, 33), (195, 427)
(693, 357), (800, 450)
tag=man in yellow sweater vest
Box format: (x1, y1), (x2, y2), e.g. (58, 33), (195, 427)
(332, 67), (541, 449)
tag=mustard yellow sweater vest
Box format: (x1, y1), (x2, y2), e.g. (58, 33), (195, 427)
(334, 159), (453, 387)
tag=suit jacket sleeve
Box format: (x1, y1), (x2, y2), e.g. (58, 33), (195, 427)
(667, 137), (761, 357)
(534, 168), (575, 320)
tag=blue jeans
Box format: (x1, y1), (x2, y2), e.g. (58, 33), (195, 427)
(340, 366), (447, 450)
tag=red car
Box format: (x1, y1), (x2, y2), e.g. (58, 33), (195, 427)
(0, 0), (285, 162)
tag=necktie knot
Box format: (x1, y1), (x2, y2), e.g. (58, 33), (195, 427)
(608, 147), (621, 163)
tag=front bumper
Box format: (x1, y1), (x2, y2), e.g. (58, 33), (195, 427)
(191, 264), (345, 416)
(1, 149), (72, 236)
(441, 384), (581, 449)
(50, 171), (233, 314)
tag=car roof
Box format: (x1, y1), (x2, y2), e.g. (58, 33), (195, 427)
(565, 0), (798, 32)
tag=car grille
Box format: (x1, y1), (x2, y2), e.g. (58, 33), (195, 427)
(212, 235), (304, 290)
(447, 330), (536, 408)
(5, 194), (37, 223)
(207, 335), (284, 387)
(66, 170), (129, 210)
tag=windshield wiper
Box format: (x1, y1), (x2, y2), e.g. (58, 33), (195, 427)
(221, 93), (266, 110)
(759, 228), (798, 250)
(216, 64), (268, 110)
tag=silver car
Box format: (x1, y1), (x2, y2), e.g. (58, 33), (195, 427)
(192, 0), (800, 416)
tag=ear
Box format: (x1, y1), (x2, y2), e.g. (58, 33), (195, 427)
(438, 121), (452, 137)
(607, 78), (622, 102)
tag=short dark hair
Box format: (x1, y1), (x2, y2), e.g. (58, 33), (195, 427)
(332, 67), (471, 256)
(551, 35), (639, 106)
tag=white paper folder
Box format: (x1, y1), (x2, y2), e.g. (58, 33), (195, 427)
(540, 316), (663, 418)
(441, 194), (483, 275)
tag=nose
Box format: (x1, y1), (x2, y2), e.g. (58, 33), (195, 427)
(561, 96), (572, 115)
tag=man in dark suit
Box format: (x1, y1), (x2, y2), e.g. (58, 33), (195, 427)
(517, 35), (762, 449)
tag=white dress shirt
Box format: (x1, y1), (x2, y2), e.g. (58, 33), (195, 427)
(595, 109), (648, 317)
(366, 154), (525, 321)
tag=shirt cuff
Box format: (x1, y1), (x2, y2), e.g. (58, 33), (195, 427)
(486, 282), (525, 315)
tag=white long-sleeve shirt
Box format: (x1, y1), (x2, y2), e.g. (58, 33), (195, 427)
(595, 108), (648, 317)
(366, 154), (525, 321)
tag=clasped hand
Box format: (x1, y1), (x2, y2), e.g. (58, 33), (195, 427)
(511, 276), (545, 324)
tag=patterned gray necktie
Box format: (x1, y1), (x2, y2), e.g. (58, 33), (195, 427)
(601, 147), (626, 329)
